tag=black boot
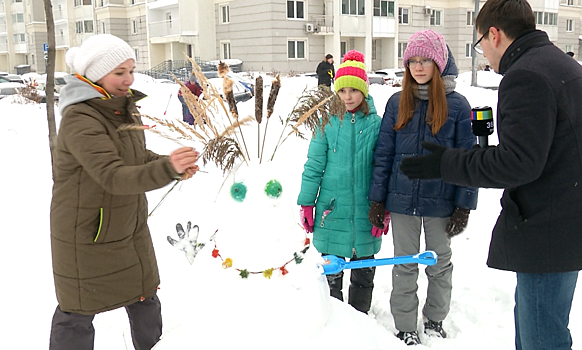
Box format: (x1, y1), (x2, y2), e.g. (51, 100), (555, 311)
(347, 255), (376, 313)
(326, 271), (344, 301)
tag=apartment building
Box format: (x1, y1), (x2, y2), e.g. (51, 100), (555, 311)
(0, 0), (581, 75)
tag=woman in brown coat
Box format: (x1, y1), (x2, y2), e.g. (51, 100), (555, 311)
(48, 34), (199, 350)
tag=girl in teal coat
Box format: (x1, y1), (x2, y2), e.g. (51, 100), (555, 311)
(297, 51), (385, 313)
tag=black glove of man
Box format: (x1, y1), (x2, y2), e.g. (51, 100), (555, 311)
(400, 142), (447, 179)
(446, 207), (471, 238)
(368, 201), (386, 228)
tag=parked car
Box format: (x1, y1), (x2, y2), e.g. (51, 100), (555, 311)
(367, 73), (386, 85)
(0, 82), (23, 100)
(0, 82), (59, 103)
(374, 68), (405, 86)
(0, 74), (24, 83)
(204, 77), (252, 103)
(36, 72), (70, 93)
(203, 71), (255, 96)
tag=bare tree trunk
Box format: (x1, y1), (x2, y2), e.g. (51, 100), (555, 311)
(43, 0), (57, 174)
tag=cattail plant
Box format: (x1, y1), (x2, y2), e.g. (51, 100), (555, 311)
(255, 76), (263, 158)
(259, 75), (281, 163)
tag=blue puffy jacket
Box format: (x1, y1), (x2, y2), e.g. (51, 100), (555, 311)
(368, 55), (478, 217)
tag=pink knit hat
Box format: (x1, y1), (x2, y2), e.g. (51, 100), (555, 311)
(403, 30), (448, 74)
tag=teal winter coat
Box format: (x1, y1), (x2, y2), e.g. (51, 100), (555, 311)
(297, 95), (382, 258)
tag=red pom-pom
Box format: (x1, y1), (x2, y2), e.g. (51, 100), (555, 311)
(343, 50), (364, 63)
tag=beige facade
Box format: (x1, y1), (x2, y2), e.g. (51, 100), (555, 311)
(0, 0), (581, 74)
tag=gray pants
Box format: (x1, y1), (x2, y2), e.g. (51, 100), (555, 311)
(390, 213), (452, 332)
(49, 293), (162, 350)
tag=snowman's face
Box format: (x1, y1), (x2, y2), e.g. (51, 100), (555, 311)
(213, 162), (299, 261)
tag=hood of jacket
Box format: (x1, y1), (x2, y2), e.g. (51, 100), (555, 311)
(441, 45), (458, 78)
(59, 75), (146, 115)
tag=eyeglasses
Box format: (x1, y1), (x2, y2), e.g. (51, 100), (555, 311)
(473, 34), (485, 55)
(407, 58), (433, 68)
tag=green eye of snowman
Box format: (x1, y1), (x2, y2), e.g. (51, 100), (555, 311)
(264, 180), (283, 198)
(230, 182), (247, 202)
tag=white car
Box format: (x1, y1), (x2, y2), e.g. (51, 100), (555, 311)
(36, 72), (70, 93)
(374, 68), (405, 86)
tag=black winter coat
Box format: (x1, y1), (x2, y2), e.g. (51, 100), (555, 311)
(441, 30), (582, 273)
(316, 60), (335, 87)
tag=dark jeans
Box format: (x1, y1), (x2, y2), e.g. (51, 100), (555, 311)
(515, 271), (578, 350)
(49, 293), (162, 350)
(325, 254), (376, 313)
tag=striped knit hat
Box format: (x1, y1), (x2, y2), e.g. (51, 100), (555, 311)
(334, 50), (369, 97)
(403, 30), (448, 74)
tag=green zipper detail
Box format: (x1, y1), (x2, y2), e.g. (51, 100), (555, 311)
(94, 207), (104, 243)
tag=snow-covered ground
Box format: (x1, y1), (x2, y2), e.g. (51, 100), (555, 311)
(1, 73), (579, 350)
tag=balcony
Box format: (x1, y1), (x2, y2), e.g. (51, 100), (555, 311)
(13, 41), (27, 53)
(148, 0), (178, 11)
(56, 35), (69, 48)
(149, 18), (180, 38)
(311, 15), (333, 34)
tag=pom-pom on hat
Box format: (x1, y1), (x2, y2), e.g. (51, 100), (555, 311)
(403, 30), (448, 74)
(334, 50), (369, 97)
(65, 34), (136, 83)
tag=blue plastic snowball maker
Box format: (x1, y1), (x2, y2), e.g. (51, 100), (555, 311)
(320, 250), (438, 275)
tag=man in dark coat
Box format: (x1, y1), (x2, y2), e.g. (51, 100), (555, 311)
(316, 54), (335, 87)
(400, 1), (581, 349)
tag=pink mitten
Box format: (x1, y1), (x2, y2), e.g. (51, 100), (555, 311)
(371, 211), (391, 238)
(300, 205), (315, 233)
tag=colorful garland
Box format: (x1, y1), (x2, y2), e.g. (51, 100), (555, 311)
(211, 231), (311, 279)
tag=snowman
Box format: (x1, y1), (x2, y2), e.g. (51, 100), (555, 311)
(150, 63), (407, 350)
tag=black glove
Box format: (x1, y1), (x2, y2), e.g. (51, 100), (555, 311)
(368, 201), (386, 228)
(446, 207), (470, 238)
(400, 142), (447, 179)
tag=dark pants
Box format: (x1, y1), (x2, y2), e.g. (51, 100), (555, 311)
(49, 293), (162, 350)
(325, 254), (376, 313)
(515, 271), (578, 350)
(178, 95), (194, 125)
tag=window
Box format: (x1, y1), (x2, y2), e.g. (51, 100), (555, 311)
(342, 0), (365, 15)
(567, 19), (573, 32)
(287, 1), (305, 19)
(398, 7), (409, 24)
(75, 21), (83, 33)
(534, 11), (543, 25)
(84, 20), (93, 33)
(32, 54), (35, 65)
(12, 13), (24, 23)
(287, 40), (305, 59)
(101, 21), (106, 34)
(465, 43), (473, 58)
(568, 0), (574, 5)
(466, 11), (474, 26)
(544, 12), (558, 25)
(374, 0), (394, 17)
(74, 0), (81, 6)
(398, 42), (407, 58)
(341, 41), (347, 58)
(83, 0), (91, 4)
(13, 33), (25, 42)
(221, 42), (231, 59)
(372, 40), (377, 60)
(220, 5), (229, 24)
(134, 48), (139, 62)
(430, 10), (442, 26)
(566, 44), (572, 52)
(132, 19), (138, 34)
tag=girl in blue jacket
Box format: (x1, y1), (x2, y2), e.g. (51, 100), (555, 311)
(368, 30), (478, 345)
(297, 51), (384, 314)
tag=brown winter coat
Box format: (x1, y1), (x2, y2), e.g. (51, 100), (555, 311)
(51, 86), (179, 315)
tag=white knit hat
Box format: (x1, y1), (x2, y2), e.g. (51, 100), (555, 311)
(66, 34), (135, 82)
